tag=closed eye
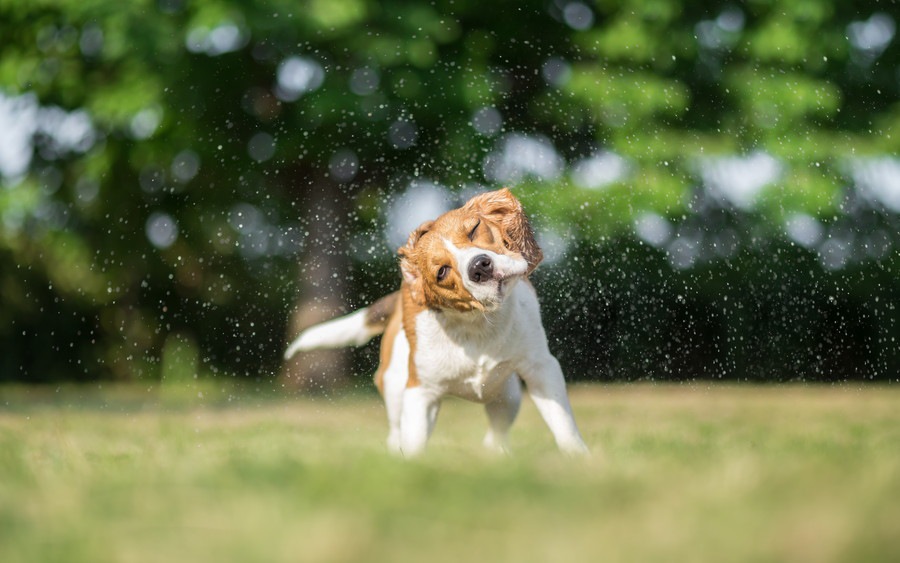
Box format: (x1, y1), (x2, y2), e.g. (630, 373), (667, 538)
(467, 219), (481, 241)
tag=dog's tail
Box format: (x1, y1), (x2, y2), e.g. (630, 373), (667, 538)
(283, 291), (399, 359)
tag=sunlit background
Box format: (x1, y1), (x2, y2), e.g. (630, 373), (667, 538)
(1, 0), (898, 386)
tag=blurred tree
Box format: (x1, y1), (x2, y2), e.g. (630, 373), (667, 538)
(0, 0), (897, 385)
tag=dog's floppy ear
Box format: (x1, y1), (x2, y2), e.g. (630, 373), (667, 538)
(398, 220), (433, 306)
(465, 188), (543, 274)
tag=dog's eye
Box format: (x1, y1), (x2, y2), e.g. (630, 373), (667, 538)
(436, 265), (450, 281)
(468, 219), (480, 241)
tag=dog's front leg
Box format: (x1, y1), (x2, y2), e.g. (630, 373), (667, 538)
(520, 357), (589, 455)
(399, 386), (441, 457)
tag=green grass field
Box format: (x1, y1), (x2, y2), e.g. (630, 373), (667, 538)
(1, 383), (899, 563)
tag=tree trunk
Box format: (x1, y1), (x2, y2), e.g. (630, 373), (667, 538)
(280, 177), (352, 392)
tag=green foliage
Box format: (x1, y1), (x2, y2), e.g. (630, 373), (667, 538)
(567, 66), (691, 127)
(0, 0), (897, 382)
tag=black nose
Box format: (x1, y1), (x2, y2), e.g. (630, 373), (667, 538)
(468, 254), (493, 283)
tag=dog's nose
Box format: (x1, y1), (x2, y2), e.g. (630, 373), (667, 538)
(468, 254), (493, 283)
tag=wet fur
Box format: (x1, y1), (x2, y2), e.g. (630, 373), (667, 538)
(286, 189), (588, 456)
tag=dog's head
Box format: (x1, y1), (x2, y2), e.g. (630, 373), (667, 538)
(398, 188), (543, 312)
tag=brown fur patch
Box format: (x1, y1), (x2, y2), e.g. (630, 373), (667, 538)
(401, 282), (424, 388)
(371, 285), (424, 392)
(462, 188), (543, 273)
(373, 292), (403, 395)
(365, 291), (399, 332)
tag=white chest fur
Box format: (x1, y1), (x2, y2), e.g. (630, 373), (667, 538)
(412, 282), (542, 403)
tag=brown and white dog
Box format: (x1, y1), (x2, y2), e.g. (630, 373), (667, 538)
(284, 189), (588, 456)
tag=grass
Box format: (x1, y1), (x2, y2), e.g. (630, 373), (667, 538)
(1, 383), (899, 563)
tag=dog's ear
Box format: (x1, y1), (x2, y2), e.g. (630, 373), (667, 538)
(398, 220), (433, 306)
(465, 188), (543, 274)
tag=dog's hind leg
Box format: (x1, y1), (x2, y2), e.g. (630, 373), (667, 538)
(483, 375), (522, 453)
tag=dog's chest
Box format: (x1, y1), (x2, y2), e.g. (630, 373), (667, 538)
(412, 310), (517, 402)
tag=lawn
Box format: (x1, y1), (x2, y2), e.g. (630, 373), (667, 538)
(1, 383), (898, 563)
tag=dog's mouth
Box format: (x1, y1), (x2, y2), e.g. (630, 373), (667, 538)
(496, 272), (519, 292)
(478, 273), (523, 311)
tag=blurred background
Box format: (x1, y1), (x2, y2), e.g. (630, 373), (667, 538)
(0, 0), (897, 388)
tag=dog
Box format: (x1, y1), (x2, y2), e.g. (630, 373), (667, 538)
(284, 188), (588, 456)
